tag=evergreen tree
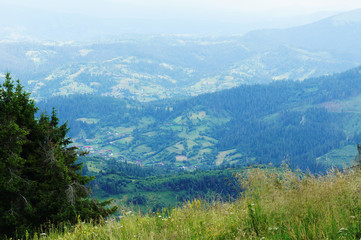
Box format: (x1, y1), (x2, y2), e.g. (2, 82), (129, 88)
(0, 73), (117, 238)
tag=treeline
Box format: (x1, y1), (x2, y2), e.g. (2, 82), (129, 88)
(82, 156), (241, 210)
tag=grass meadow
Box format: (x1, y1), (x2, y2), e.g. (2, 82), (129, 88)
(25, 166), (361, 239)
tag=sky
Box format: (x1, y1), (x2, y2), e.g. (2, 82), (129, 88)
(2, 0), (361, 39)
(3, 0), (361, 19)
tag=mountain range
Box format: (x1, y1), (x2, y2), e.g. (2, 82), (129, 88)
(1, 10), (361, 102)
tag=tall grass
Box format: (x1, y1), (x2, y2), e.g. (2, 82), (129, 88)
(28, 166), (361, 239)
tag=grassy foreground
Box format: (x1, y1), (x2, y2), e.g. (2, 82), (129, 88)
(29, 166), (361, 239)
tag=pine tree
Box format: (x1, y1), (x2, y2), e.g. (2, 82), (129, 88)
(0, 73), (117, 238)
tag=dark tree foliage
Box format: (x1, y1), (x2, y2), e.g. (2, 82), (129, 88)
(84, 156), (241, 207)
(0, 73), (117, 238)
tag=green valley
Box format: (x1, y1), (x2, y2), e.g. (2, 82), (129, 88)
(38, 66), (361, 172)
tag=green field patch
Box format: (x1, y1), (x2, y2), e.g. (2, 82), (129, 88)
(173, 116), (183, 124)
(144, 151), (156, 156)
(195, 125), (209, 132)
(262, 113), (280, 124)
(143, 131), (157, 137)
(138, 117), (155, 127)
(316, 145), (358, 167)
(177, 129), (188, 138)
(188, 111), (207, 120)
(229, 160), (240, 165)
(113, 126), (135, 134)
(199, 148), (212, 154)
(175, 155), (188, 162)
(201, 141), (214, 147)
(166, 142), (185, 154)
(177, 129), (203, 141)
(117, 137), (134, 144)
(216, 149), (237, 166)
(86, 161), (101, 173)
(232, 153), (243, 159)
(187, 130), (201, 139)
(186, 140), (198, 149)
(103, 145), (119, 153)
(76, 118), (100, 124)
(170, 125), (183, 131)
(134, 144), (152, 154)
(199, 136), (218, 143)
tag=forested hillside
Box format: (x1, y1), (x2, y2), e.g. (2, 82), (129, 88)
(39, 66), (361, 172)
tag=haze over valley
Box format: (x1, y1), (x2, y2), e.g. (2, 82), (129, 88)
(2, 1), (361, 238)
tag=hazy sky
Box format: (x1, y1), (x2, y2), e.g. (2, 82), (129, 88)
(2, 0), (361, 39)
(3, 0), (361, 20)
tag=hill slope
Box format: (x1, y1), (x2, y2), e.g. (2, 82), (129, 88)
(38, 66), (361, 171)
